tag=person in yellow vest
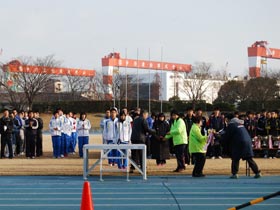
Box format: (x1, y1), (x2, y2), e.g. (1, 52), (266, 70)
(189, 116), (208, 177)
(165, 110), (188, 172)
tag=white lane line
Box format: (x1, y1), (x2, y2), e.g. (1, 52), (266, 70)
(0, 204), (279, 207)
(0, 186), (279, 190)
(0, 191), (276, 195)
(0, 197), (279, 200)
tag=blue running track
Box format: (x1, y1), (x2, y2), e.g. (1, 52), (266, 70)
(0, 175), (279, 210)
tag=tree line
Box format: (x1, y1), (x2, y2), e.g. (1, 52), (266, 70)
(1, 55), (279, 112)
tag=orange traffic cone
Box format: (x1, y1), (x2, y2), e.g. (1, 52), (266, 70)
(80, 181), (94, 210)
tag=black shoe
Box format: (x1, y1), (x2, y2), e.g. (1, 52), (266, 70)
(173, 168), (184, 172)
(192, 174), (206, 177)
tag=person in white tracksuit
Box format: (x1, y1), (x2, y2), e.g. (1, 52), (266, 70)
(69, 112), (78, 154)
(49, 111), (62, 158)
(103, 107), (119, 166)
(62, 112), (72, 157)
(117, 111), (132, 169)
(77, 112), (91, 158)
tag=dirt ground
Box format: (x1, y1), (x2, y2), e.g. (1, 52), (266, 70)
(0, 134), (279, 177)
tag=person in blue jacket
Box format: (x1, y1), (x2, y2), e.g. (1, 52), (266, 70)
(221, 113), (261, 179)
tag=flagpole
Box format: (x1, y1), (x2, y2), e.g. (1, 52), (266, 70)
(125, 48), (128, 107)
(148, 48), (151, 113)
(160, 47), (163, 113)
(137, 48), (139, 108)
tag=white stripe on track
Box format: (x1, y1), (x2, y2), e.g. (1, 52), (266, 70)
(0, 204), (279, 207)
(0, 191), (276, 195)
(0, 197), (279, 201)
(0, 186), (279, 190)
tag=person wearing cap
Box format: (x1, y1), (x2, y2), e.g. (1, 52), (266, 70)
(189, 116), (208, 177)
(151, 113), (170, 166)
(221, 113), (261, 179)
(165, 110), (188, 172)
(103, 107), (119, 166)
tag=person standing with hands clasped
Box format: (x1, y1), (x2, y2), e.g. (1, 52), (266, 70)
(49, 111), (62, 158)
(151, 113), (170, 166)
(77, 112), (91, 158)
(165, 110), (188, 172)
(189, 116), (208, 177)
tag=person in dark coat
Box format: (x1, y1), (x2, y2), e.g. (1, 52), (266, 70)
(221, 114), (261, 179)
(130, 110), (155, 172)
(0, 109), (14, 159)
(35, 111), (44, 157)
(208, 107), (224, 159)
(151, 113), (170, 166)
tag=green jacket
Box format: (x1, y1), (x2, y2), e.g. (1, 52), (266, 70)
(189, 123), (207, 154)
(165, 118), (188, 146)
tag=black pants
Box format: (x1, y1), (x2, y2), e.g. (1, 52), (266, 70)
(146, 136), (151, 157)
(174, 144), (186, 170)
(25, 133), (36, 158)
(1, 135), (13, 158)
(192, 153), (206, 176)
(131, 142), (145, 169)
(36, 131), (43, 156)
(208, 143), (222, 157)
(231, 157), (260, 175)
(14, 131), (23, 155)
(184, 144), (190, 165)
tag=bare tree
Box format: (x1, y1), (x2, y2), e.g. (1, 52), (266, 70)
(90, 71), (106, 100)
(267, 68), (280, 79)
(63, 75), (93, 100)
(0, 62), (27, 110)
(2, 55), (60, 110)
(182, 62), (212, 105)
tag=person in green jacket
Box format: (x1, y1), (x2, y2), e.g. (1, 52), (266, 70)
(165, 110), (188, 172)
(189, 116), (208, 177)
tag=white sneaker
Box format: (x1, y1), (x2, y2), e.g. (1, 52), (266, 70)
(218, 156), (223, 159)
(61, 155), (64, 158)
(211, 157), (215, 159)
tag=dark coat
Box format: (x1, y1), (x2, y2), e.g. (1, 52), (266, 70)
(131, 117), (154, 144)
(151, 120), (170, 160)
(0, 117), (14, 136)
(221, 122), (254, 160)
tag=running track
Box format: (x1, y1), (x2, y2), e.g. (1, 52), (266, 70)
(0, 175), (279, 210)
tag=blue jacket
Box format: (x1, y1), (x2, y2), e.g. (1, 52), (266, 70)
(221, 120), (254, 160)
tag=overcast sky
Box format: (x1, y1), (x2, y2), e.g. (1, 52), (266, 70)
(1, 0), (279, 76)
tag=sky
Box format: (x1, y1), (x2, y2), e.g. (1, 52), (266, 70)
(0, 0), (280, 76)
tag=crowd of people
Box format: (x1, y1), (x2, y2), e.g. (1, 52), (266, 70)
(1, 105), (279, 178)
(99, 106), (279, 178)
(0, 109), (43, 159)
